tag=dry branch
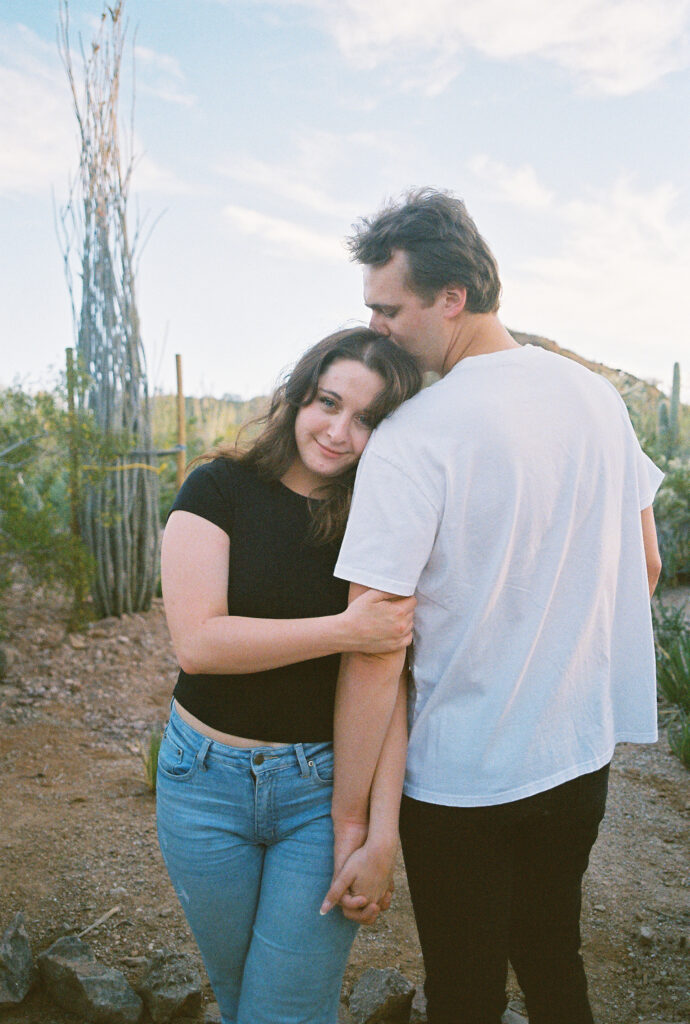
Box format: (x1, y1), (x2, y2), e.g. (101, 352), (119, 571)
(58, 0), (159, 618)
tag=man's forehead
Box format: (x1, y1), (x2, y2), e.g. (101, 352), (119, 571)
(363, 251), (412, 301)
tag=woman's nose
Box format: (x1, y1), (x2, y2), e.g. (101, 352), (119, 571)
(327, 414), (349, 443)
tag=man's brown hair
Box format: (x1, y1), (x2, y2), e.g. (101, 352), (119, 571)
(347, 188), (502, 313)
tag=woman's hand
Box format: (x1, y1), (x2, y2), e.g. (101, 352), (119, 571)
(320, 837), (398, 925)
(341, 588), (415, 654)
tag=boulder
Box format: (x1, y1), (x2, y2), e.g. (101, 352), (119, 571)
(0, 913), (37, 1006)
(409, 987), (427, 1023)
(138, 949), (202, 1022)
(348, 968), (415, 1024)
(38, 934), (142, 1024)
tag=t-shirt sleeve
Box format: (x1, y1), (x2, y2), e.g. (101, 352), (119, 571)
(603, 377), (664, 510)
(168, 460), (235, 536)
(636, 447), (664, 510)
(334, 449), (439, 596)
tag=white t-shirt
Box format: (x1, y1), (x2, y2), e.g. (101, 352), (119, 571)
(335, 345), (664, 807)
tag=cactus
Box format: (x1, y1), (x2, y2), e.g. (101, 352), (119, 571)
(669, 362), (681, 455)
(658, 363), (681, 459)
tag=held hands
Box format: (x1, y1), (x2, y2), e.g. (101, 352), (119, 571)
(344, 589), (415, 655)
(320, 822), (397, 926)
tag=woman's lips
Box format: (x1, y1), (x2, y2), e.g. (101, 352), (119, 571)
(316, 440), (348, 458)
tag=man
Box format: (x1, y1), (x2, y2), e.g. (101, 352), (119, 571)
(322, 189), (663, 1024)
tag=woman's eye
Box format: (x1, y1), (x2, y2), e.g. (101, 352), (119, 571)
(319, 396), (336, 408)
(356, 415), (373, 429)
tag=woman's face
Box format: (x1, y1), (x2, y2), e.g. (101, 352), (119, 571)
(289, 358), (385, 492)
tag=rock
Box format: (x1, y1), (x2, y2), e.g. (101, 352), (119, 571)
(348, 968), (415, 1024)
(0, 912), (37, 1006)
(203, 1002), (222, 1024)
(639, 924), (655, 947)
(503, 1008), (528, 1023)
(38, 934), (142, 1024)
(0, 645), (19, 679)
(409, 986), (427, 1023)
(138, 949), (202, 1022)
(69, 634), (87, 650)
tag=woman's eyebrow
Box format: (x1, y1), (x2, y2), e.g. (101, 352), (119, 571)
(319, 387), (342, 401)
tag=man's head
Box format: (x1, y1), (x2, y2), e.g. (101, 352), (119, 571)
(348, 188), (501, 312)
(347, 189), (502, 370)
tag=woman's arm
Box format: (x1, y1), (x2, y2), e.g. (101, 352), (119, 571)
(161, 511), (415, 675)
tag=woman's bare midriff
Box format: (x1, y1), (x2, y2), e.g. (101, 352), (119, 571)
(173, 699), (289, 748)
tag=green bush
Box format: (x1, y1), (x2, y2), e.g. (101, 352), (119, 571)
(0, 384), (94, 633)
(141, 726), (163, 792)
(667, 712), (690, 768)
(654, 462), (690, 585)
(653, 598), (690, 768)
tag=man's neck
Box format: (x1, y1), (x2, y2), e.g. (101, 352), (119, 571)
(441, 313), (519, 376)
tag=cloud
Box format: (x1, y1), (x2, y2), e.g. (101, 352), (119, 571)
(0, 26), (74, 196)
(132, 151), (197, 196)
(0, 24), (193, 198)
(215, 129), (405, 220)
(468, 155), (554, 208)
(248, 0), (690, 96)
(223, 204), (345, 261)
(501, 176), (690, 386)
(216, 155), (354, 220)
(135, 45), (196, 108)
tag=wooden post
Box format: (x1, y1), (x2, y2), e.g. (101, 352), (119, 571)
(176, 354), (186, 490)
(66, 347), (85, 625)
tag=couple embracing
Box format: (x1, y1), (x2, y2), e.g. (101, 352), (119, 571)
(156, 189), (662, 1024)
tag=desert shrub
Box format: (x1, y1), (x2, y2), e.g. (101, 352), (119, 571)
(653, 462), (690, 584)
(655, 629), (690, 716)
(652, 596), (690, 650)
(667, 713), (690, 768)
(142, 725), (163, 792)
(653, 597), (690, 769)
(0, 384), (94, 633)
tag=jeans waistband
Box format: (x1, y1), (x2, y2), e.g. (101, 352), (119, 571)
(166, 701), (332, 772)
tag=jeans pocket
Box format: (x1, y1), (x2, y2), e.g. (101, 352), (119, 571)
(157, 731), (198, 782)
(307, 753), (334, 786)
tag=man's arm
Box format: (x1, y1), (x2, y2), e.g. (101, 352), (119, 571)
(322, 667), (408, 920)
(641, 505), (662, 597)
(328, 583), (407, 874)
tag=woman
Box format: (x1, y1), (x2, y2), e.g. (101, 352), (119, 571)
(157, 327), (422, 1024)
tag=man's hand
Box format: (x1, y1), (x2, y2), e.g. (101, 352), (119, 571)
(321, 828), (398, 924)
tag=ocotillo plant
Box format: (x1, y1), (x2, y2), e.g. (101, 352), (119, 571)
(57, 1), (159, 617)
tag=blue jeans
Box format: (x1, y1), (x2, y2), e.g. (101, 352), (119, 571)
(156, 704), (358, 1024)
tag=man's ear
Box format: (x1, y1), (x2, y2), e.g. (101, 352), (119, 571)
(442, 284), (467, 318)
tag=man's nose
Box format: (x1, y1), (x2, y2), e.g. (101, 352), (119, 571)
(369, 311), (390, 336)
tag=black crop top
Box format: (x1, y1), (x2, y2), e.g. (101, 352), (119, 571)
(169, 458), (349, 742)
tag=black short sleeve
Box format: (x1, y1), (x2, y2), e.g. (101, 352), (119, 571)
(169, 460), (236, 537)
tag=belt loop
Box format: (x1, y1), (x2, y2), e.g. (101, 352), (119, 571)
(195, 737), (212, 771)
(294, 743), (310, 779)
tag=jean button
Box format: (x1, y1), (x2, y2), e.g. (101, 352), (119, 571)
(254, 753), (264, 766)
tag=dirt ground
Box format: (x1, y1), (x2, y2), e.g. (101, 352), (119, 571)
(0, 573), (689, 1024)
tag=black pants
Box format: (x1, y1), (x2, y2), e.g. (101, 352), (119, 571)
(399, 764), (610, 1024)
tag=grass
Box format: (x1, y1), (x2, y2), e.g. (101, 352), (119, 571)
(142, 726), (163, 793)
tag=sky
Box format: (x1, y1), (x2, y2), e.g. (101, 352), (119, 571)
(2, 0), (689, 401)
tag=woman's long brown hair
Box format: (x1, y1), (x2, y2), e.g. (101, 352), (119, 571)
(197, 327), (422, 544)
